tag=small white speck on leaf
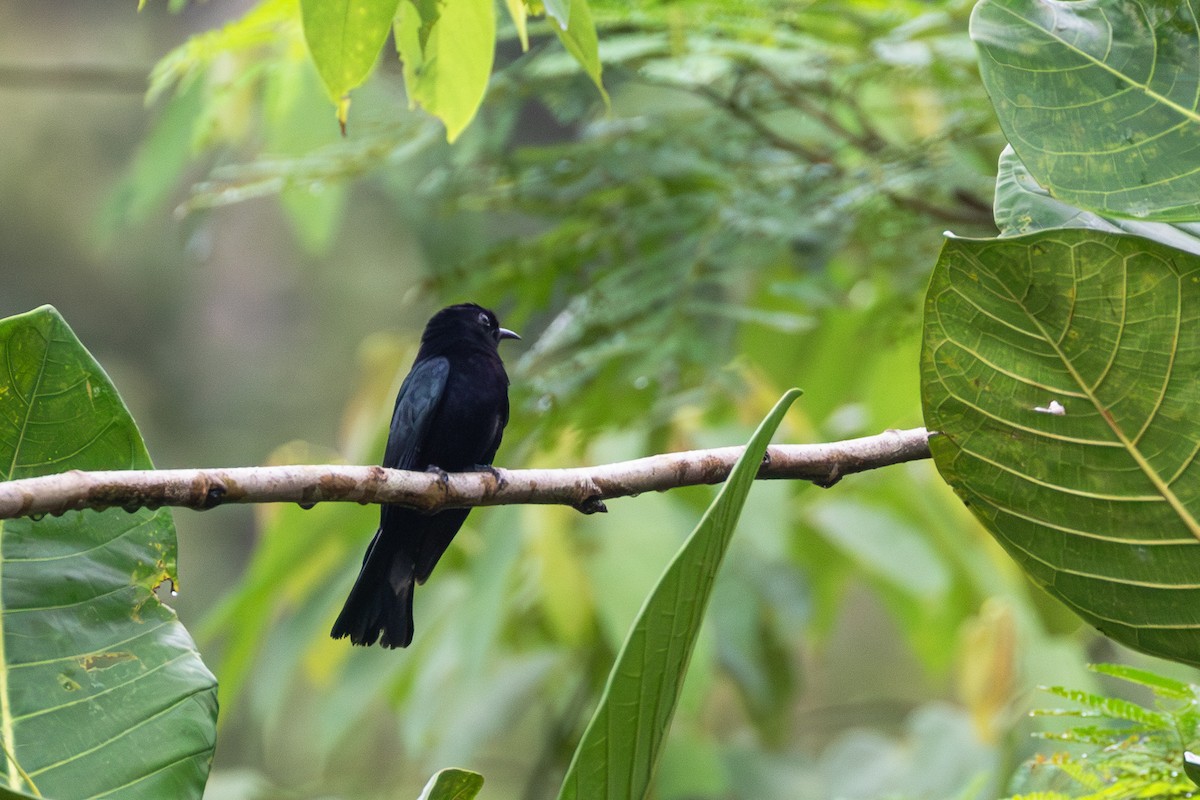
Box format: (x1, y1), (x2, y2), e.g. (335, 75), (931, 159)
(1034, 400), (1066, 416)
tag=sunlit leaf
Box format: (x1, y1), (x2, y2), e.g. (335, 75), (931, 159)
(395, 0), (496, 142)
(558, 388), (801, 800)
(504, 0), (530, 51)
(300, 0), (401, 128)
(542, 0), (569, 30)
(0, 306), (217, 798)
(921, 230), (1200, 667)
(972, 0), (1200, 220)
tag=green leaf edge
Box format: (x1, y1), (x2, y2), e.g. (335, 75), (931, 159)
(418, 767), (485, 800)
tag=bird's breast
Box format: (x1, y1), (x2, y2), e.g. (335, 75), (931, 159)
(419, 355), (509, 470)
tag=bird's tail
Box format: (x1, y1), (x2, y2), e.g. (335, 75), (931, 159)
(330, 529), (415, 648)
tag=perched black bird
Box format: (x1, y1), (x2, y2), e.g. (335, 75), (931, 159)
(331, 303), (519, 648)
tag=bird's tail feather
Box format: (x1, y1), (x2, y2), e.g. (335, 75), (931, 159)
(330, 529), (415, 648)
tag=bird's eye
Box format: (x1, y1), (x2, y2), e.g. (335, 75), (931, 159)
(477, 311), (491, 327)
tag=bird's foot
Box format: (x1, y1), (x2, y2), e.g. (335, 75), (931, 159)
(472, 463), (507, 489)
(425, 464), (451, 490)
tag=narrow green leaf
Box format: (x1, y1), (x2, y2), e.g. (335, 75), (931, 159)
(418, 767), (484, 800)
(0, 306), (217, 798)
(972, 0), (1200, 220)
(1038, 686), (1172, 729)
(551, 0), (607, 105)
(504, 0), (529, 51)
(300, 0), (401, 127)
(921, 230), (1200, 667)
(1088, 663), (1195, 700)
(557, 388), (802, 800)
(395, 0), (496, 142)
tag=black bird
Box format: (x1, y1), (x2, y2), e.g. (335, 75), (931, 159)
(331, 303), (519, 648)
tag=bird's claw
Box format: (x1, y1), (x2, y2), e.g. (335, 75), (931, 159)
(473, 463), (507, 489)
(425, 465), (451, 490)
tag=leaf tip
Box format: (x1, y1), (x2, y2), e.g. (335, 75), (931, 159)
(337, 95), (350, 137)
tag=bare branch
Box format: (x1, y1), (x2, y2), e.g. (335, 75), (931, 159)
(0, 428), (932, 520)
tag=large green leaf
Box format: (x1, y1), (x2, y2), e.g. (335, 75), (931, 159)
(557, 388), (801, 800)
(972, 0), (1200, 221)
(0, 306), (217, 798)
(921, 230), (1200, 667)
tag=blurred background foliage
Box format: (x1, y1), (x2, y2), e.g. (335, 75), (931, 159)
(1, 0), (1184, 798)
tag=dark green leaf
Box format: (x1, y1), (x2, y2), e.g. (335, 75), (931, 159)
(921, 230), (1200, 667)
(994, 146), (1200, 255)
(972, 0), (1200, 220)
(557, 388), (801, 800)
(0, 306), (217, 798)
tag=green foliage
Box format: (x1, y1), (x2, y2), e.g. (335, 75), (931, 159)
(1004, 664), (1200, 799)
(0, 307), (217, 799)
(922, 230), (1200, 667)
(98, 0), (1200, 796)
(972, 0), (1200, 221)
(111, 3), (1026, 796)
(560, 389), (799, 800)
(916, 0), (1200, 678)
(124, 0), (1000, 442)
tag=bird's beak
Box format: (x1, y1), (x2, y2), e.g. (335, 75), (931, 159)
(498, 327), (521, 342)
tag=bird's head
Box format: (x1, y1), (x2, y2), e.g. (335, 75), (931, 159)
(420, 303), (520, 355)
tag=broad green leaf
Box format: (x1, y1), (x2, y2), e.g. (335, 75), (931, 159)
(972, 0), (1200, 221)
(300, 0), (401, 128)
(418, 767), (484, 799)
(395, 0), (496, 142)
(994, 146), (1200, 256)
(921, 230), (1200, 667)
(0, 306), (217, 798)
(557, 388), (801, 800)
(551, 0), (607, 105)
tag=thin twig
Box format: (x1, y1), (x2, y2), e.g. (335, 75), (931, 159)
(0, 428), (932, 520)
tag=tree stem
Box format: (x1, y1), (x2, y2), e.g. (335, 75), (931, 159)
(0, 428), (932, 520)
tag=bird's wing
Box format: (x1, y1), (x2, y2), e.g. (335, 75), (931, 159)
(383, 356), (450, 470)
